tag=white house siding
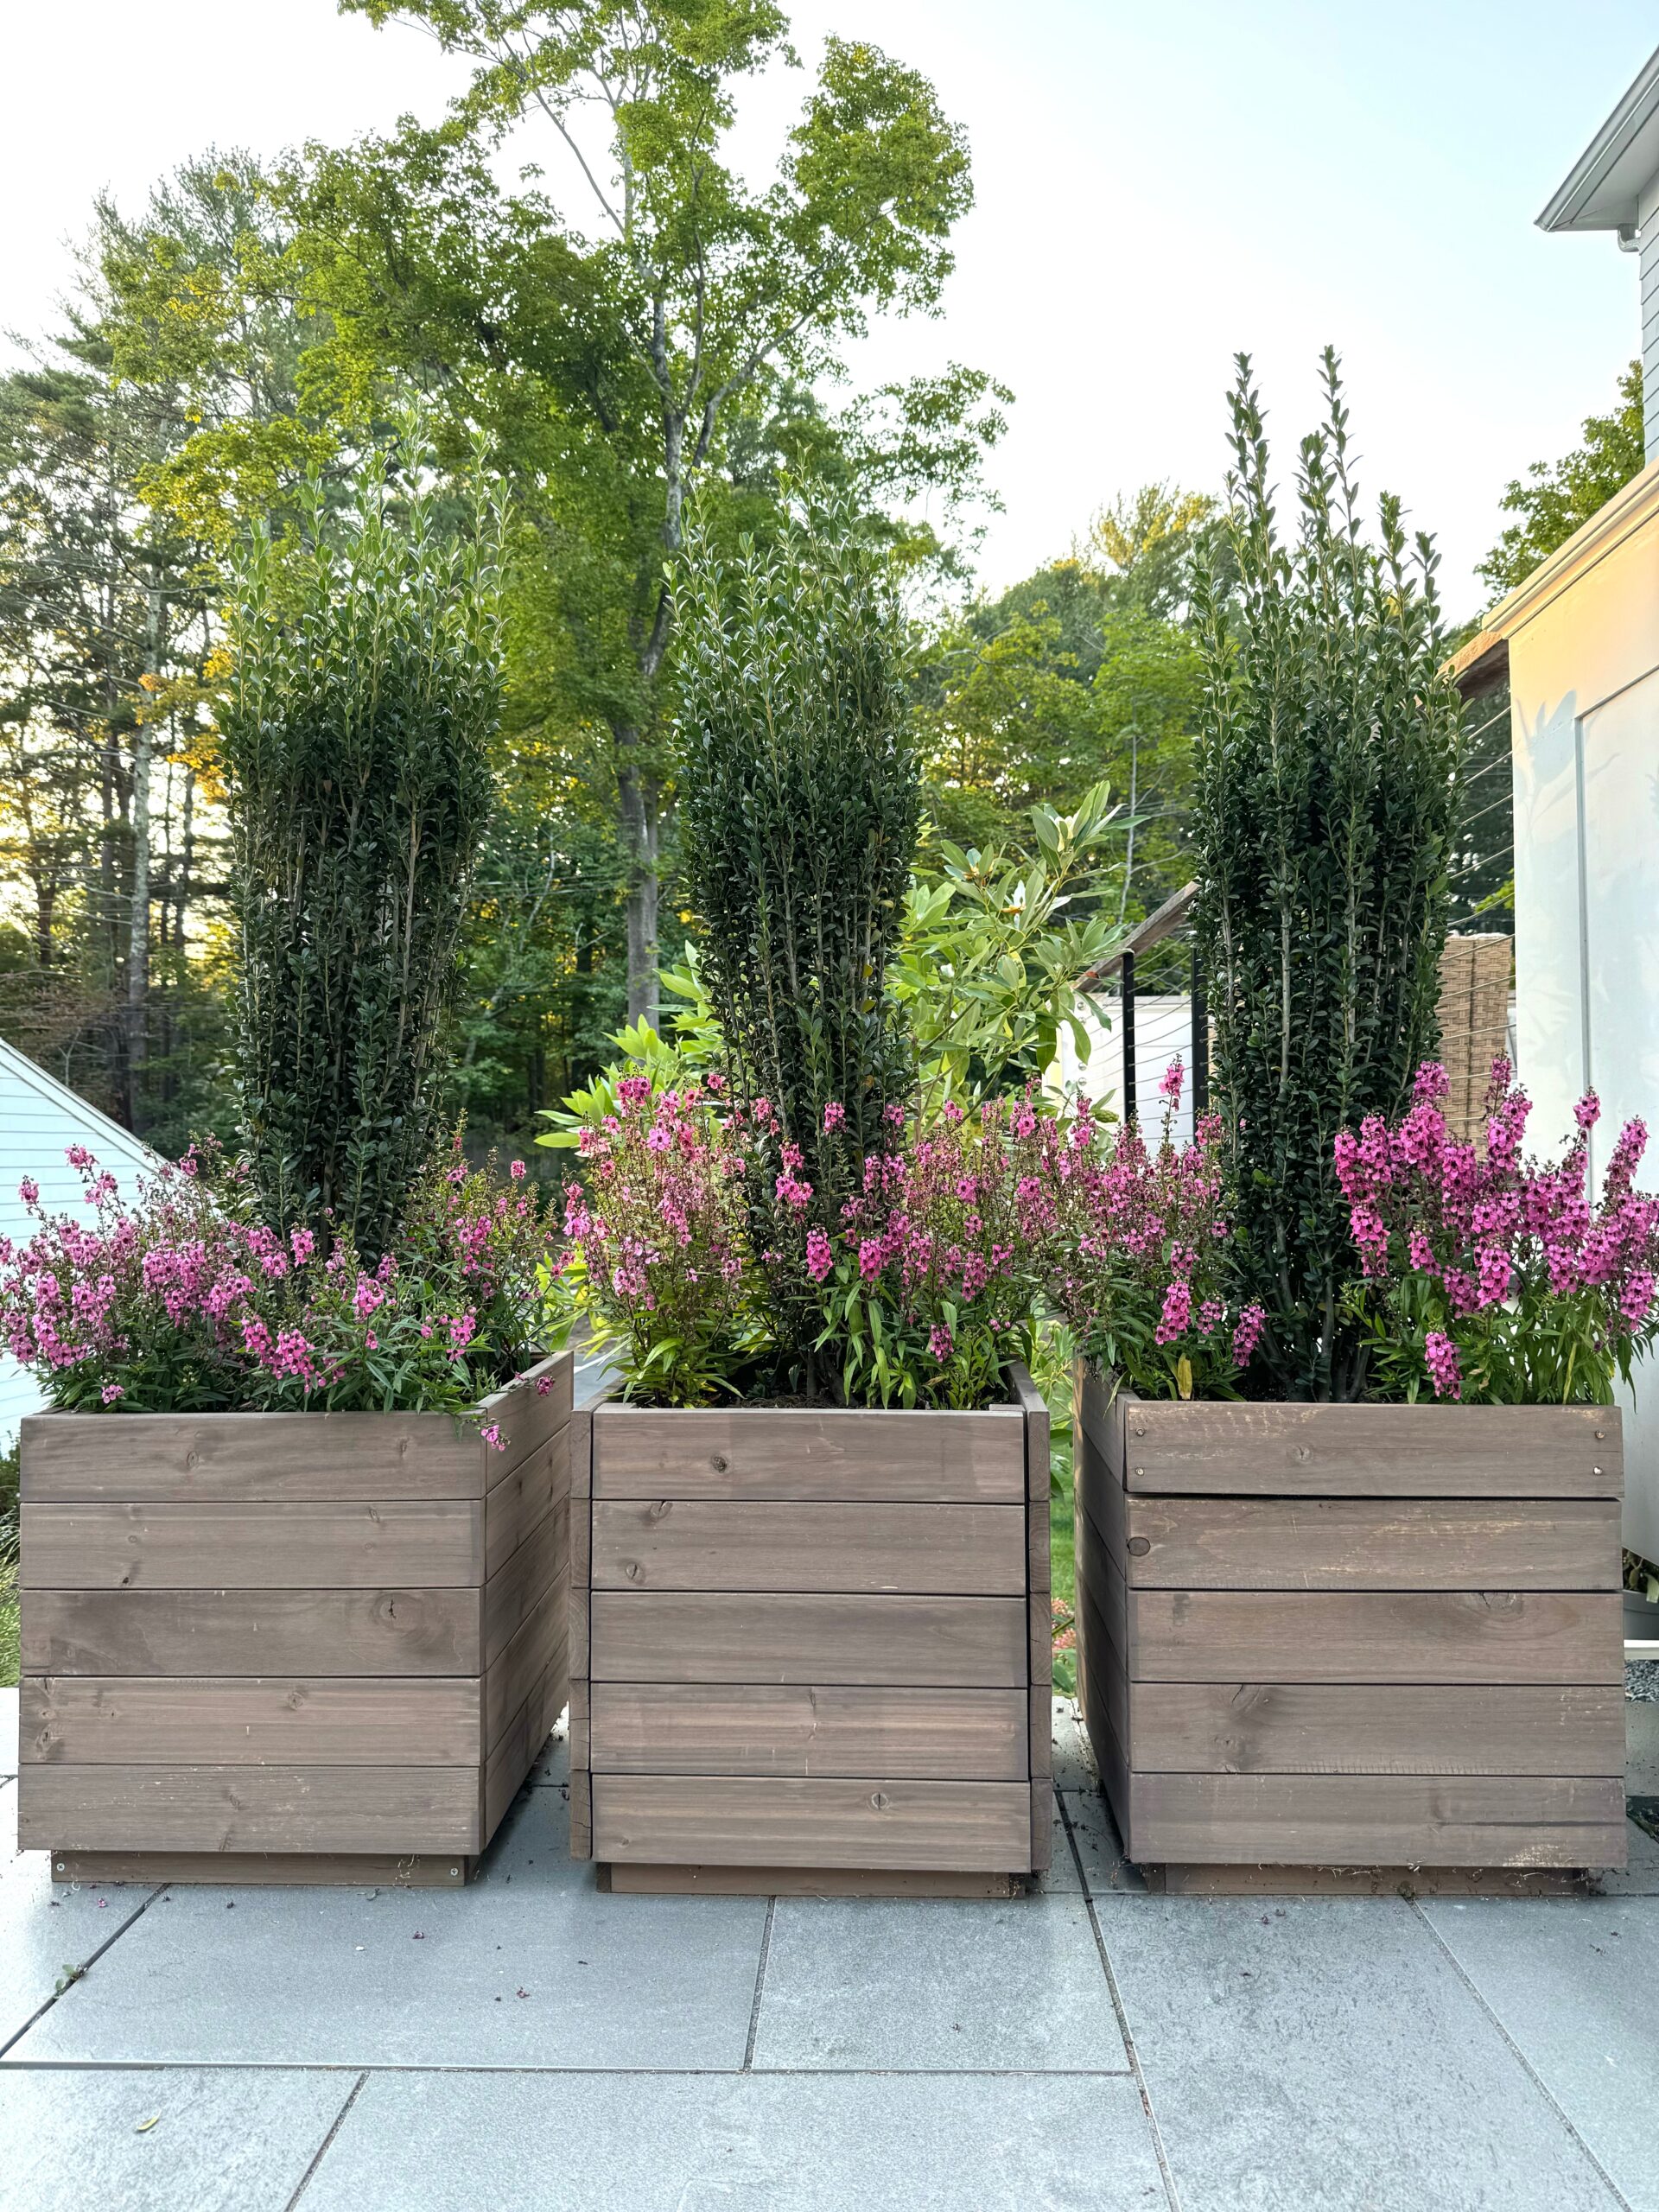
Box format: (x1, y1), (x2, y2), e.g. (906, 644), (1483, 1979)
(1642, 176), (1659, 466)
(1052, 995), (1197, 1143)
(0, 1040), (159, 1447)
(1500, 462), (1659, 1562)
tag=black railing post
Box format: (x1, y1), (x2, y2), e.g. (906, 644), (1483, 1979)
(1191, 938), (1208, 1119)
(1121, 949), (1137, 1124)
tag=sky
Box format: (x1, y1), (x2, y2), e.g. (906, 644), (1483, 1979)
(2, 0), (1655, 620)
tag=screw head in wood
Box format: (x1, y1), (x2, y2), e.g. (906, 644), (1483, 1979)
(869, 1791), (891, 1811)
(710, 1454), (728, 1472)
(1128, 1536), (1152, 1556)
(1133, 1466), (1145, 1479)
(1592, 1467), (1604, 1477)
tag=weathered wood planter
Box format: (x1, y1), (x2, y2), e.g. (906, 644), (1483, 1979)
(16, 1351), (573, 1887)
(1072, 1366), (1628, 1890)
(567, 1369), (1052, 1895)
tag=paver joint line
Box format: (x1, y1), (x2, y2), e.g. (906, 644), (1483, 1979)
(0, 1879), (167, 2064)
(1058, 1789), (1185, 2212)
(1407, 1899), (1635, 2212)
(742, 1895), (776, 2073)
(283, 2069), (368, 2212)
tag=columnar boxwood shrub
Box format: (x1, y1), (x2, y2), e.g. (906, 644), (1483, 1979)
(1192, 352), (1461, 1398)
(221, 436), (503, 1260)
(673, 495), (920, 1370)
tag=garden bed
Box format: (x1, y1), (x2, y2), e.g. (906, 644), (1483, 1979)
(16, 1351), (572, 1886)
(568, 1368), (1052, 1895)
(1072, 1366), (1628, 1878)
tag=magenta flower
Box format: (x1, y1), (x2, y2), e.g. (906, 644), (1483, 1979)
(1424, 1330), (1462, 1400)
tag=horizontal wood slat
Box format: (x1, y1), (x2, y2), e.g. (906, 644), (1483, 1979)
(1128, 1682), (1626, 1777)
(590, 1501), (1024, 1595)
(588, 1684), (1028, 1779)
(22, 1586), (482, 1679)
(19, 1675), (483, 1768)
(484, 1582), (567, 1753)
(592, 1775), (1033, 1871)
(485, 1433), (569, 1580)
(1119, 1399), (1620, 1498)
(481, 1509), (566, 1671)
(592, 1405), (1025, 1502)
(480, 1354), (572, 1476)
(590, 1592), (1027, 1687)
(19, 1500), (484, 1592)
(1122, 1497), (1622, 1591)
(1124, 1772), (1627, 1869)
(17, 1764), (485, 1855)
(1128, 1589), (1623, 1685)
(19, 1411), (486, 1503)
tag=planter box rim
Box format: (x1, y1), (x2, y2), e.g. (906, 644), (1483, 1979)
(1090, 1367), (1617, 1424)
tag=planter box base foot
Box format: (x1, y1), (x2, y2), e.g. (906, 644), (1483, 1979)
(1140, 1861), (1596, 1898)
(599, 1862), (1021, 1898)
(49, 1850), (475, 1889)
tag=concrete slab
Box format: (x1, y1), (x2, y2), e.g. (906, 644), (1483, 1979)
(1052, 1695), (1096, 1794)
(1103, 1897), (1619, 2212)
(300, 2066), (1167, 2212)
(11, 1789), (766, 2072)
(1033, 1797), (1083, 1892)
(752, 1895), (1129, 2073)
(0, 2065), (352, 2212)
(1421, 1897), (1659, 2212)
(0, 1777), (158, 2052)
(1598, 1817), (1659, 1897)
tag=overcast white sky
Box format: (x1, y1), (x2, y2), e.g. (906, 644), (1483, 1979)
(3, 0), (1654, 620)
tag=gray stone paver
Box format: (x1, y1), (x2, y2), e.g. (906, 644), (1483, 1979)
(1421, 1896), (1659, 2212)
(2, 1701), (1655, 2212)
(0, 2065), (353, 2212)
(752, 1894), (1130, 2072)
(299, 2069), (1167, 2212)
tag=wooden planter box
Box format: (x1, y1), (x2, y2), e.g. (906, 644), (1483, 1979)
(16, 1351), (574, 1887)
(1072, 1367), (1629, 1888)
(566, 1369), (1052, 1896)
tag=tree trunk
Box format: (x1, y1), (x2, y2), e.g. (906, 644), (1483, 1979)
(615, 725), (659, 1030)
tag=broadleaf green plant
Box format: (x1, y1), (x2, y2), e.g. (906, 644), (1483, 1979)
(221, 427), (504, 1259)
(1192, 351), (1460, 1399)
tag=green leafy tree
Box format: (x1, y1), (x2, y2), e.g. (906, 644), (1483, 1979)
(221, 435), (503, 1256)
(1479, 360), (1643, 594)
(1193, 351), (1461, 1400)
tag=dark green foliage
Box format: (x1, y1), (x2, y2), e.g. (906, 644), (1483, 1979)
(1479, 360), (1643, 595)
(674, 494), (920, 1351)
(1192, 353), (1460, 1400)
(221, 435), (503, 1258)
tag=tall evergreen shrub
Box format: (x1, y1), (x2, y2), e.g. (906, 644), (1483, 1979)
(1192, 353), (1460, 1399)
(674, 496), (920, 1365)
(222, 441), (503, 1260)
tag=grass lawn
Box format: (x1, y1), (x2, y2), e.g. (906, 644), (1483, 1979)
(0, 1562), (16, 1690)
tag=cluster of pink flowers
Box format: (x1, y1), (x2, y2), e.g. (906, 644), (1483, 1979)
(0, 1138), (554, 1427)
(1044, 1062), (1264, 1400)
(558, 1073), (751, 1402)
(1336, 1058), (1659, 1402)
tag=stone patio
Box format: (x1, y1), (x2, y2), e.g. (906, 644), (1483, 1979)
(3, 1685), (1656, 2212)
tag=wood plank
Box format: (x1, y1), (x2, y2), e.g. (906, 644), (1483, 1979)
(589, 1501), (1024, 1595)
(19, 1675), (482, 1768)
(1078, 1573), (1131, 1764)
(479, 1352), (572, 1476)
(1149, 1862), (1597, 1897)
(588, 1684), (1028, 1779)
(1129, 1682), (1627, 1777)
(569, 1680), (590, 1774)
(21, 1586), (482, 1678)
(1124, 1771), (1628, 1870)
(485, 1431), (570, 1580)
(592, 1775), (1033, 1871)
(18, 1764), (484, 1854)
(1119, 1399), (1621, 1498)
(589, 1593), (1027, 1687)
(1128, 1588), (1624, 1685)
(1122, 1496), (1622, 1592)
(1011, 1363), (1052, 1873)
(20, 1500), (484, 1592)
(1077, 1365), (1125, 1479)
(482, 1688), (533, 1843)
(569, 1409), (592, 1691)
(1074, 1421), (1127, 1580)
(484, 1579), (567, 1752)
(604, 1864), (1018, 1897)
(51, 1850), (474, 1888)
(480, 1505), (566, 1671)
(592, 1404), (1025, 1502)
(20, 1410), (485, 1503)
(569, 1767), (592, 1859)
